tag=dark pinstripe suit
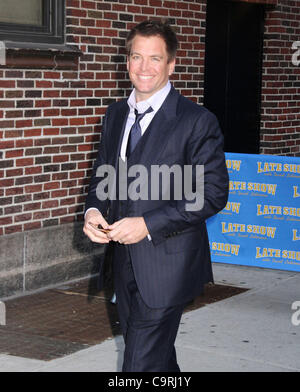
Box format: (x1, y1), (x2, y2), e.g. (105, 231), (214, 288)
(85, 86), (229, 371)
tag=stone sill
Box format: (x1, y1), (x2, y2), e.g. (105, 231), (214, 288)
(1, 41), (82, 70)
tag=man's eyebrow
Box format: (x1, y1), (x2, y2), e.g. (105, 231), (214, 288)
(130, 52), (163, 58)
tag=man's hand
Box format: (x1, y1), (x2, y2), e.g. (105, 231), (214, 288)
(107, 217), (149, 244)
(83, 209), (110, 244)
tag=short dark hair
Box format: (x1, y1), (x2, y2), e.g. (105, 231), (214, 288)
(126, 20), (178, 63)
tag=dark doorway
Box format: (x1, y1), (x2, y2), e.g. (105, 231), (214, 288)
(204, 0), (265, 153)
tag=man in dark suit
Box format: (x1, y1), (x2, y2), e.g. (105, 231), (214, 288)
(83, 20), (229, 372)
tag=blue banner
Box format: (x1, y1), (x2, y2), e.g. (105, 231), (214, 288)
(206, 153), (300, 272)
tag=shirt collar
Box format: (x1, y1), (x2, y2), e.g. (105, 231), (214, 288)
(127, 81), (171, 114)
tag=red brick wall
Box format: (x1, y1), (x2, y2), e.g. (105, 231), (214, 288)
(260, 0), (300, 155)
(0, 0), (206, 236)
(0, 0), (299, 237)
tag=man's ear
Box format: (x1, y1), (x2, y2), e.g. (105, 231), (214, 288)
(168, 58), (176, 76)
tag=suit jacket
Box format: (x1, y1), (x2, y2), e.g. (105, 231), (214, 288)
(85, 86), (229, 308)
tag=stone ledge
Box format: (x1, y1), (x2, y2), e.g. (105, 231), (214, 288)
(0, 42), (82, 70)
(0, 222), (105, 298)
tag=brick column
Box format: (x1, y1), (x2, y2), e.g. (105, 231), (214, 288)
(260, 0), (300, 155)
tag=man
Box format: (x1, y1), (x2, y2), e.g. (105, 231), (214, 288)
(83, 20), (229, 372)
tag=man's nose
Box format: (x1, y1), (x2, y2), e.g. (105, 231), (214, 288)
(139, 59), (150, 72)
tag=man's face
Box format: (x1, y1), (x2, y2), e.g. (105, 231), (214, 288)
(127, 34), (175, 102)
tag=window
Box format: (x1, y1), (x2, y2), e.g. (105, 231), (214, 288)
(0, 0), (65, 45)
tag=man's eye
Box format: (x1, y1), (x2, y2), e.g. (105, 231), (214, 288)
(152, 57), (160, 62)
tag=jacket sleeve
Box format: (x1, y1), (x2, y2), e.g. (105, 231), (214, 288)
(143, 110), (229, 246)
(84, 110), (110, 218)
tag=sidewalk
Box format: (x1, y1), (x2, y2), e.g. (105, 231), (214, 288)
(0, 263), (299, 372)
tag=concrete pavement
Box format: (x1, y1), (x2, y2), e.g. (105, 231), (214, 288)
(0, 263), (299, 372)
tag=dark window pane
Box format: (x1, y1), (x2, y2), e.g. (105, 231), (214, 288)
(0, 0), (65, 45)
(0, 0), (43, 26)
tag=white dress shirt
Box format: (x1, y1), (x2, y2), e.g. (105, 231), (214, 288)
(120, 80), (171, 161)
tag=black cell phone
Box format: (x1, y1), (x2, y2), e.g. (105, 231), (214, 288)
(88, 222), (111, 233)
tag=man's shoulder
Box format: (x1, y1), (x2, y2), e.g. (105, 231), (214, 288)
(106, 98), (128, 114)
(177, 92), (214, 120)
(105, 98), (129, 119)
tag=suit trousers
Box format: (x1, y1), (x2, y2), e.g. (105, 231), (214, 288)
(113, 243), (186, 372)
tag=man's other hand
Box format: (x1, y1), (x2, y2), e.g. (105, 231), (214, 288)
(107, 217), (149, 244)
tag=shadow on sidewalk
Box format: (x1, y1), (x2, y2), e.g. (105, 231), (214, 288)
(0, 270), (247, 361)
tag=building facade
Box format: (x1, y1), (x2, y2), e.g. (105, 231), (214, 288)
(0, 0), (299, 297)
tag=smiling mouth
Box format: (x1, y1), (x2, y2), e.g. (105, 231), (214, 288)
(138, 75), (154, 80)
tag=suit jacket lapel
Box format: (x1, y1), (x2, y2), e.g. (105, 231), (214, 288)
(108, 102), (129, 169)
(127, 87), (180, 166)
